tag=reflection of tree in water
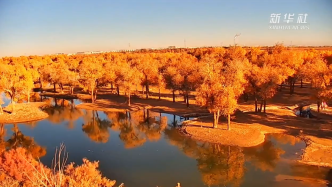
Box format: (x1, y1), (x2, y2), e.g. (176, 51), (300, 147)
(243, 140), (285, 172)
(164, 129), (245, 187)
(168, 114), (179, 127)
(44, 98), (83, 129)
(107, 109), (168, 148)
(272, 134), (302, 145)
(136, 110), (167, 141)
(5, 124), (46, 158)
(107, 111), (146, 148)
(118, 119), (146, 148)
(107, 112), (128, 131)
(82, 110), (110, 143)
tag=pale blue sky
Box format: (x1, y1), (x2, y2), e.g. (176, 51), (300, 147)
(0, 0), (331, 57)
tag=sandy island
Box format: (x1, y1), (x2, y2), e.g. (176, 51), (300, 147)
(0, 102), (49, 124)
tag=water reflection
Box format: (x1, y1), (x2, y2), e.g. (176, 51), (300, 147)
(43, 98), (83, 129)
(164, 129), (330, 187)
(244, 140), (285, 172)
(82, 110), (110, 143)
(165, 129), (245, 187)
(0, 124), (46, 158)
(108, 109), (168, 148)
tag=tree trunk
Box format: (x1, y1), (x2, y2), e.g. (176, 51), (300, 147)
(290, 81), (295, 94)
(263, 99), (266, 113)
(117, 86), (120, 96)
(111, 82), (114, 90)
(60, 83), (63, 93)
(54, 98), (58, 106)
(317, 101), (320, 113)
(172, 90), (175, 102)
(69, 87), (72, 95)
(301, 79), (303, 88)
(27, 90), (30, 103)
(216, 110), (220, 128)
(91, 89), (94, 103)
(183, 94), (186, 102)
(53, 83), (56, 92)
(259, 100), (264, 112)
(173, 114), (176, 127)
(227, 114), (231, 130)
(145, 76), (149, 99)
(128, 90), (131, 106)
(11, 101), (16, 115)
(94, 89), (97, 102)
(255, 98), (258, 112)
(186, 94), (189, 108)
(213, 112), (217, 128)
(142, 85), (144, 96)
(159, 88), (161, 100)
(39, 77), (43, 92)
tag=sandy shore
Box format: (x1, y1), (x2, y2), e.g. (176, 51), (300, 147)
(181, 122), (285, 147)
(0, 102), (49, 124)
(299, 135), (332, 168)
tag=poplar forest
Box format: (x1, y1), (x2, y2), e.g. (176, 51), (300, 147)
(1, 45), (332, 186)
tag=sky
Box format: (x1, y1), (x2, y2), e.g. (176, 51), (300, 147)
(0, 0), (331, 57)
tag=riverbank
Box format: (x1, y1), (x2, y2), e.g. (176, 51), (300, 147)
(75, 92), (207, 116)
(299, 135), (332, 168)
(0, 102), (49, 123)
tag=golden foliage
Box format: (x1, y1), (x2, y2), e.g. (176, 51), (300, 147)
(0, 147), (116, 187)
(1, 44), (332, 126)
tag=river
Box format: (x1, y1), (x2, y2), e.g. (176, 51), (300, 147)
(0, 95), (331, 187)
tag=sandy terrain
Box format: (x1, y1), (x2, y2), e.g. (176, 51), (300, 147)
(0, 102), (49, 124)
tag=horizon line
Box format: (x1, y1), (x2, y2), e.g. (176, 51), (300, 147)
(1, 44), (332, 58)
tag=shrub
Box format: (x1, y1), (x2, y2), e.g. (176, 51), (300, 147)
(0, 145), (116, 187)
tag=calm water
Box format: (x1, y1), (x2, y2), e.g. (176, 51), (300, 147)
(1, 96), (331, 187)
